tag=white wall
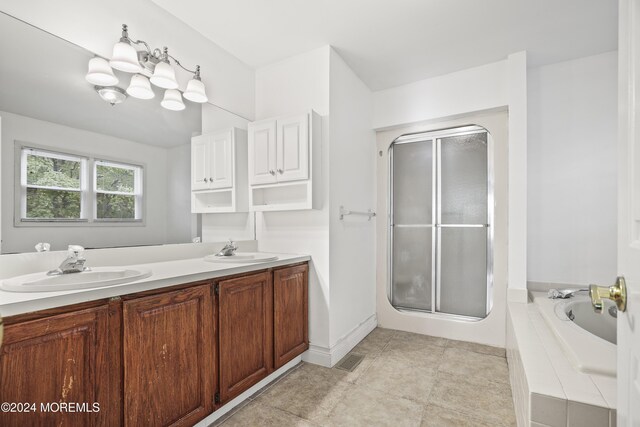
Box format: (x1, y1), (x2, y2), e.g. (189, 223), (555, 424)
(0, 0), (254, 120)
(328, 50), (376, 345)
(254, 46), (332, 349)
(251, 46), (377, 358)
(527, 51), (618, 286)
(507, 51), (529, 302)
(372, 60), (509, 129)
(166, 143), (197, 244)
(0, 111), (186, 252)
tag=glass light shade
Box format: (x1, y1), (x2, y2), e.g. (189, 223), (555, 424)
(126, 74), (155, 100)
(160, 89), (185, 111)
(183, 78), (208, 103)
(150, 61), (179, 89)
(96, 86), (127, 105)
(86, 57), (118, 86)
(109, 41), (142, 73)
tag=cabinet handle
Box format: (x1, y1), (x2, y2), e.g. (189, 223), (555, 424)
(204, 177), (208, 183)
(277, 169), (284, 174)
(210, 177), (214, 182)
(269, 170), (276, 176)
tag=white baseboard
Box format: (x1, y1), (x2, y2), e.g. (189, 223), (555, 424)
(302, 313), (377, 367)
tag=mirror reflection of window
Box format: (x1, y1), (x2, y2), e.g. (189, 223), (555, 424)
(22, 148), (86, 220)
(19, 147), (144, 223)
(94, 161), (143, 221)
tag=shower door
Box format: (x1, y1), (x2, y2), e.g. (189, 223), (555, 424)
(389, 125), (491, 319)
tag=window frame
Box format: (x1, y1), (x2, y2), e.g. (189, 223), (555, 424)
(14, 141), (146, 227)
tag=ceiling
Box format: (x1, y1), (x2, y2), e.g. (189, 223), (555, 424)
(0, 12), (201, 148)
(151, 0), (618, 91)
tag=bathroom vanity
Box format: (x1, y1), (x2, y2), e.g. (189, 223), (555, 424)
(0, 258), (309, 427)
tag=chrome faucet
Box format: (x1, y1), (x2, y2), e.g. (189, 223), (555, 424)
(216, 239), (238, 257)
(47, 245), (89, 276)
(548, 288), (588, 299)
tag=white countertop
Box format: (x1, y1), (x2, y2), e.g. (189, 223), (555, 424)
(0, 253), (310, 317)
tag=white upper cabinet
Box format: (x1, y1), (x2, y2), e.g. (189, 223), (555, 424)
(209, 130), (233, 189)
(248, 110), (321, 211)
(191, 128), (248, 213)
(192, 130), (234, 190)
(248, 121), (277, 185)
(276, 113), (309, 182)
(191, 137), (209, 191)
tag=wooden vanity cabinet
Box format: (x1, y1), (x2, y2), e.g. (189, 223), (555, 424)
(273, 263), (309, 369)
(217, 271), (273, 403)
(0, 301), (120, 427)
(0, 261), (309, 426)
(122, 284), (215, 427)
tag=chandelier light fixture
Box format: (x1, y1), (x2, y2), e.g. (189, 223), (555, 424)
(85, 24), (208, 110)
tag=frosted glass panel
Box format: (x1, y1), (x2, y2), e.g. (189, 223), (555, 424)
(440, 133), (487, 224)
(439, 227), (487, 318)
(392, 141), (432, 225)
(392, 227), (432, 310)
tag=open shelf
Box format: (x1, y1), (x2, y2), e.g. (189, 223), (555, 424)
(250, 181), (312, 211)
(192, 189), (234, 213)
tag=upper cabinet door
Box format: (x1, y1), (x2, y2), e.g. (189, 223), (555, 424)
(276, 113), (309, 183)
(248, 121), (277, 185)
(191, 135), (210, 191)
(209, 130), (234, 189)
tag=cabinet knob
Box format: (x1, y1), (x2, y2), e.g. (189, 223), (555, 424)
(204, 177), (208, 183)
(277, 169), (284, 174)
(269, 170), (276, 176)
(210, 177), (214, 182)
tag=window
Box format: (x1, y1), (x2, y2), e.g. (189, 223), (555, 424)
(18, 146), (144, 224)
(94, 161), (142, 220)
(22, 149), (86, 220)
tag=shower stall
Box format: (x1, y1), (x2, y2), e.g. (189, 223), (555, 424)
(389, 125), (492, 320)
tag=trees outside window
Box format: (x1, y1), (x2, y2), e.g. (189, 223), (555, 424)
(19, 147), (143, 223)
(24, 150), (83, 219)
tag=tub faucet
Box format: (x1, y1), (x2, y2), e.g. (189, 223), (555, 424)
(547, 288), (588, 299)
(47, 245), (88, 276)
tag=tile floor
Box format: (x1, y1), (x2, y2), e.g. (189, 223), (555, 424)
(212, 328), (516, 427)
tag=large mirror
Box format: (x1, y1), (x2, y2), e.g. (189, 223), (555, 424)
(0, 12), (247, 253)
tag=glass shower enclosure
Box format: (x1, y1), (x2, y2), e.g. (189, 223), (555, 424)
(389, 125), (492, 320)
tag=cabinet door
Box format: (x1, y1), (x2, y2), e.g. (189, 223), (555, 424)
(276, 113), (309, 182)
(209, 130), (234, 189)
(191, 135), (210, 191)
(248, 121), (277, 185)
(123, 284), (215, 427)
(273, 264), (309, 369)
(218, 272), (273, 403)
(0, 305), (118, 427)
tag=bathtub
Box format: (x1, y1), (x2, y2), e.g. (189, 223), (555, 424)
(533, 293), (616, 377)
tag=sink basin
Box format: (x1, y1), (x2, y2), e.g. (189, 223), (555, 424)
(203, 252), (278, 264)
(0, 267), (152, 292)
